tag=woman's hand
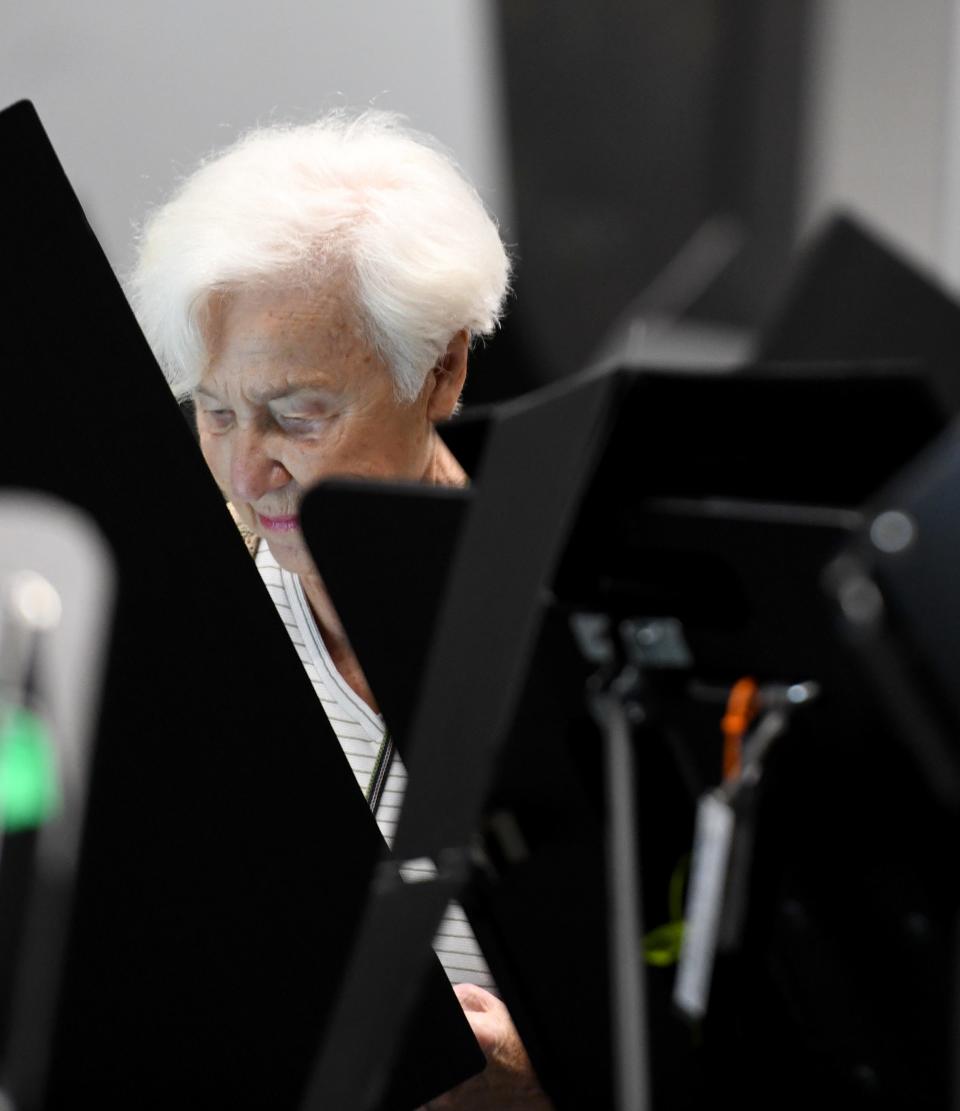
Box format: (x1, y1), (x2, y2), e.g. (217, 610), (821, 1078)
(423, 983), (555, 1110)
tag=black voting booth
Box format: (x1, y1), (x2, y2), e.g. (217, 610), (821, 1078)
(299, 216), (960, 1110)
(0, 101), (483, 1109)
(547, 366), (960, 1109)
(759, 211), (960, 415)
(5, 95), (960, 1111)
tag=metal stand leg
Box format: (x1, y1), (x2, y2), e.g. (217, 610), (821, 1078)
(591, 677), (650, 1111)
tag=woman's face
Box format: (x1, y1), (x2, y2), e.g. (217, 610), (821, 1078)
(195, 283), (449, 579)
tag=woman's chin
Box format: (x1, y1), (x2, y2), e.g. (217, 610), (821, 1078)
(263, 535), (315, 578)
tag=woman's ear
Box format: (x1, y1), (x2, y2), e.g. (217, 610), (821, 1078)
(426, 329), (469, 422)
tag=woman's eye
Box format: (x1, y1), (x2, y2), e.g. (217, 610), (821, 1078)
(201, 408), (234, 428)
(277, 414), (321, 431)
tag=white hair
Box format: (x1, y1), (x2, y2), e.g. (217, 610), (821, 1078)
(129, 111), (510, 402)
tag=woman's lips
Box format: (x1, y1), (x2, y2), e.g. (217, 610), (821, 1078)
(257, 513), (300, 533)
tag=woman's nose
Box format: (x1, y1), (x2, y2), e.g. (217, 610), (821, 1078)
(229, 429), (291, 502)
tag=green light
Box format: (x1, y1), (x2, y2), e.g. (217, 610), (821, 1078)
(644, 921), (685, 967)
(0, 708), (59, 831)
(643, 853), (689, 968)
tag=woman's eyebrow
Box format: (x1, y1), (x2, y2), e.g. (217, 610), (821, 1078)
(194, 383), (335, 405)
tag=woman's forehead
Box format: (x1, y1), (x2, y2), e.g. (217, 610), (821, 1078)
(201, 282), (386, 392)
(211, 281), (363, 344)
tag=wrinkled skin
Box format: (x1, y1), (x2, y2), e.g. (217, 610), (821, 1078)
(197, 283), (551, 1109)
(422, 985), (554, 1111)
(195, 282), (467, 705)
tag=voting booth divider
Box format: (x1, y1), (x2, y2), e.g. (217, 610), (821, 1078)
(4, 98), (960, 1110)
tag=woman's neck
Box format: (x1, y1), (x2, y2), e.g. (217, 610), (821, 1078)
(299, 432), (467, 712)
(300, 571), (378, 711)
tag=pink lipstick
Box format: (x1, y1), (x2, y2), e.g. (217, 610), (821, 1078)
(257, 513), (299, 533)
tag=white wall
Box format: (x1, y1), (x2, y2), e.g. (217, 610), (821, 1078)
(0, 0), (512, 279)
(801, 0), (956, 280)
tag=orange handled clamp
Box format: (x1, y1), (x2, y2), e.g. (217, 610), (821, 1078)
(721, 677), (759, 782)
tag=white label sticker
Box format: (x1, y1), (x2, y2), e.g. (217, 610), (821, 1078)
(674, 791), (736, 1020)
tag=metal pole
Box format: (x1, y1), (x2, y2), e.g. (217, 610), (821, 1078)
(593, 684), (650, 1111)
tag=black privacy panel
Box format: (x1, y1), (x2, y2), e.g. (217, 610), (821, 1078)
(0, 100), (479, 1110)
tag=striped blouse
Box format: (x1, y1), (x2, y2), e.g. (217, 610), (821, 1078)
(255, 540), (495, 991)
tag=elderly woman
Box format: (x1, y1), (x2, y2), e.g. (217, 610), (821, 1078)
(130, 113), (551, 1110)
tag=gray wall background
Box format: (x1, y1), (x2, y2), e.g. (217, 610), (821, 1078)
(5, 0), (960, 346)
(0, 0), (512, 280)
(802, 0), (959, 282)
